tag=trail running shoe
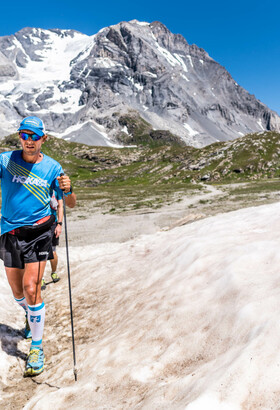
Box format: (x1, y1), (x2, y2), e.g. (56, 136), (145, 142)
(51, 272), (60, 283)
(24, 347), (45, 377)
(41, 278), (46, 290)
(24, 315), (32, 339)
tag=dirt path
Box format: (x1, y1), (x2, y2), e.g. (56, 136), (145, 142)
(62, 184), (225, 246)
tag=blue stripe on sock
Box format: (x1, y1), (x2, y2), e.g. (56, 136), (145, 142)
(28, 302), (45, 311)
(31, 339), (42, 347)
(14, 297), (25, 302)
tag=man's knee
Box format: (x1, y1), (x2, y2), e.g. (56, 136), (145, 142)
(23, 282), (41, 303)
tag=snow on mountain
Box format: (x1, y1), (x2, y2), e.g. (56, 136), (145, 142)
(1, 202), (280, 407)
(0, 21), (280, 147)
(0, 28), (95, 136)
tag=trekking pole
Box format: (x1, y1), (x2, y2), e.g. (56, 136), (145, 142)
(61, 174), (78, 381)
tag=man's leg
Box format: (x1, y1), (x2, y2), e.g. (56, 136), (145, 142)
(23, 261), (46, 305)
(50, 251), (58, 273)
(23, 261), (46, 342)
(50, 251), (60, 282)
(14, 295), (31, 339)
(23, 261), (47, 377)
(5, 267), (25, 299)
(5, 267), (31, 339)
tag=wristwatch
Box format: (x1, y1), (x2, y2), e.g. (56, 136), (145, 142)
(57, 222), (63, 226)
(63, 186), (73, 196)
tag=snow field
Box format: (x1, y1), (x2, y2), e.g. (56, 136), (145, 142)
(1, 203), (280, 408)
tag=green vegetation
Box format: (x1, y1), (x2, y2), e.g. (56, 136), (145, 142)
(2, 130), (280, 214)
(116, 111), (184, 146)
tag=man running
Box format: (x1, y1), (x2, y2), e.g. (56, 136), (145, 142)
(0, 116), (75, 377)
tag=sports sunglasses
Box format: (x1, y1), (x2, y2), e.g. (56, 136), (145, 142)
(19, 132), (42, 141)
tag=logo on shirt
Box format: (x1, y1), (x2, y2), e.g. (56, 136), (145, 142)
(12, 175), (48, 188)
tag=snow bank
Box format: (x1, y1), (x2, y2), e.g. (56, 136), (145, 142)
(1, 202), (280, 408)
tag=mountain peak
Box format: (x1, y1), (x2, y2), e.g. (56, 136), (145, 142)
(0, 21), (279, 146)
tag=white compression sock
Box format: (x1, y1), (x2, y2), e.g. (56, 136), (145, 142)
(28, 302), (45, 349)
(14, 296), (28, 315)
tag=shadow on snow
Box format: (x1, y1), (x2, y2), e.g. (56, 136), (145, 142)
(0, 323), (27, 361)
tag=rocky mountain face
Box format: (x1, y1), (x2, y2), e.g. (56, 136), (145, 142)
(0, 21), (279, 147)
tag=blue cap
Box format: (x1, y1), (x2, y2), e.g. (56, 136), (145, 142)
(18, 116), (45, 137)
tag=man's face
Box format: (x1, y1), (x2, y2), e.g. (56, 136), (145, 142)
(19, 130), (47, 156)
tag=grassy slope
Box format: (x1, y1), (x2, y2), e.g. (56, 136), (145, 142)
(1, 131), (280, 213)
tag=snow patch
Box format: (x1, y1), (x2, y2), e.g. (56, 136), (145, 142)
(12, 37), (30, 63)
(71, 37), (95, 64)
(143, 72), (157, 78)
(52, 120), (122, 147)
(174, 53), (188, 72)
(210, 88), (216, 97)
(180, 73), (190, 82)
(121, 126), (129, 134)
(0, 31), (96, 121)
(187, 55), (194, 68)
(183, 123), (199, 137)
(17, 31), (93, 83)
(257, 119), (265, 131)
(135, 21), (150, 26)
(29, 35), (42, 45)
(154, 43), (180, 67)
(134, 82), (144, 91)
(44, 88), (83, 114)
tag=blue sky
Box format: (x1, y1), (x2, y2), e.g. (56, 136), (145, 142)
(1, 0), (280, 114)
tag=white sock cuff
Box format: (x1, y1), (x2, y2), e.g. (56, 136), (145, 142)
(14, 296), (25, 302)
(14, 296), (28, 313)
(28, 302), (45, 311)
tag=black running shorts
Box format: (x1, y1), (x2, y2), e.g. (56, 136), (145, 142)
(0, 228), (53, 269)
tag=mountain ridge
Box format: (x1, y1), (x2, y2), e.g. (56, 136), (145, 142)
(0, 20), (279, 147)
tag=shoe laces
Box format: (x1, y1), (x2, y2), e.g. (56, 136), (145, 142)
(28, 349), (41, 363)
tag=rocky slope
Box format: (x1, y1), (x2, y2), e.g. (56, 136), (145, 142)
(3, 130), (280, 188)
(0, 21), (279, 147)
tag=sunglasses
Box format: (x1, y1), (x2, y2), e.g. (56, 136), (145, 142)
(19, 132), (42, 141)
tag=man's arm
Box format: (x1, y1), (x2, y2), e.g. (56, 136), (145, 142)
(55, 198), (63, 238)
(57, 174), (76, 208)
(65, 192), (76, 208)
